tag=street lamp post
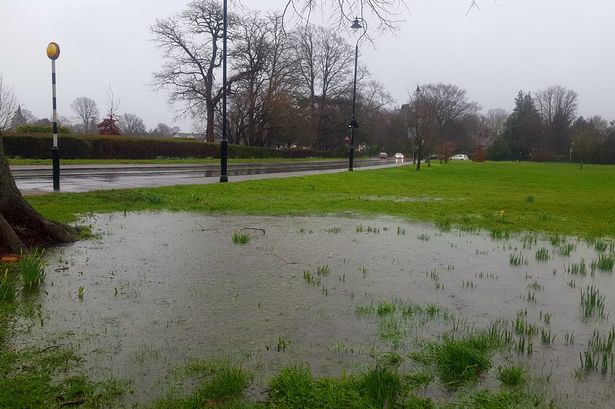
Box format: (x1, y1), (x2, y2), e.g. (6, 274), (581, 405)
(348, 17), (367, 171)
(219, 0), (229, 183)
(415, 85), (423, 171)
(46, 42), (61, 191)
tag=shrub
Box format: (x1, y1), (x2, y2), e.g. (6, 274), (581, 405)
(2, 133), (346, 160)
(15, 124), (71, 134)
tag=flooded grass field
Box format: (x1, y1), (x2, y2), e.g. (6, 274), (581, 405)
(12, 212), (615, 407)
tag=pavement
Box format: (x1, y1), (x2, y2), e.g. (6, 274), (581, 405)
(13, 159), (408, 195)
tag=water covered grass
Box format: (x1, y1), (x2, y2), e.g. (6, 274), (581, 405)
(27, 161), (615, 238)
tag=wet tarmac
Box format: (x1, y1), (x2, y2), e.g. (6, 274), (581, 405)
(12, 159), (405, 195)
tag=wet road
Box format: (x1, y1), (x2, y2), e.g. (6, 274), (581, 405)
(13, 158), (406, 195)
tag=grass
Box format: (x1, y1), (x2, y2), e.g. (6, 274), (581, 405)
(25, 161), (615, 238)
(0, 271), (127, 408)
(412, 332), (501, 387)
(19, 250), (46, 288)
(232, 232), (250, 245)
(535, 247), (550, 261)
(591, 254), (615, 272)
(497, 365), (526, 387)
(580, 285), (606, 319)
(0, 271), (15, 303)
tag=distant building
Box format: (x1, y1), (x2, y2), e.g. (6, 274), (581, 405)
(172, 132), (200, 139)
(10, 105), (27, 129)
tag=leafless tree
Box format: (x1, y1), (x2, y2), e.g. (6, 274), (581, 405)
(0, 77), (18, 133)
(119, 113), (147, 136)
(484, 108), (508, 140)
(150, 123), (180, 138)
(70, 96), (99, 134)
(291, 25), (354, 149)
(151, 0), (258, 142)
(417, 83), (479, 162)
(535, 85), (578, 154)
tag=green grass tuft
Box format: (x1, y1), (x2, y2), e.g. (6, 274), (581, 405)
(497, 365), (527, 387)
(0, 271), (15, 303)
(19, 250), (46, 289)
(232, 232), (250, 245)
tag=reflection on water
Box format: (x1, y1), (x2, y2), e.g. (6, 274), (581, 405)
(17, 213), (615, 406)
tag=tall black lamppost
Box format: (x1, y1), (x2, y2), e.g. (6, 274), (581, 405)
(348, 17), (367, 171)
(46, 42), (61, 191)
(415, 85), (423, 171)
(219, 0), (229, 183)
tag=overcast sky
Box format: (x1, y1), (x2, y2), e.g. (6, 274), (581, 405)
(1, 0), (613, 132)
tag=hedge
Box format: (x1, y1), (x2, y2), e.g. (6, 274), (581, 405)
(1, 134), (342, 160)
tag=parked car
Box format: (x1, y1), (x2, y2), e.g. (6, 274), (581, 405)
(449, 153), (469, 161)
(379, 152), (388, 159)
(394, 153), (404, 160)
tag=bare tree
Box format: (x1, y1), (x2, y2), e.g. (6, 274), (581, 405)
(418, 83), (479, 162)
(150, 123), (180, 138)
(0, 77), (18, 133)
(535, 85), (578, 154)
(70, 96), (99, 134)
(484, 108), (509, 141)
(151, 0), (257, 142)
(291, 25), (354, 149)
(119, 113), (147, 136)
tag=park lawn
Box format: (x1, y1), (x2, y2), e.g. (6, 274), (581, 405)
(26, 161), (615, 238)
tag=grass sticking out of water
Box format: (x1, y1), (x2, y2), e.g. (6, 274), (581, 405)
(591, 254), (614, 272)
(417, 233), (430, 241)
(535, 247), (550, 262)
(232, 232), (250, 245)
(567, 259), (587, 275)
(324, 227), (341, 234)
(580, 328), (615, 375)
(268, 365), (430, 409)
(497, 365), (527, 387)
(316, 265), (330, 276)
(594, 240), (608, 252)
(580, 285), (606, 320)
(558, 242), (576, 257)
(0, 346), (127, 408)
(509, 252), (528, 266)
(412, 332), (500, 387)
(0, 271), (15, 303)
(19, 250), (46, 289)
(151, 360), (253, 409)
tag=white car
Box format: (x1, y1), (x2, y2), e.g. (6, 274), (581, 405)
(450, 154), (469, 161)
(394, 153), (404, 160)
(379, 152), (388, 159)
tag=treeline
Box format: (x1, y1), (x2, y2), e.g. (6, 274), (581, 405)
(396, 85), (615, 165)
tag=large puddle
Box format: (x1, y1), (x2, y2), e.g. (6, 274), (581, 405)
(16, 212), (615, 407)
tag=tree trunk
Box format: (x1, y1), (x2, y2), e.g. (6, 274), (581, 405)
(0, 135), (76, 255)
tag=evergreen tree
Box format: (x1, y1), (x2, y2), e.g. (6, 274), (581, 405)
(500, 91), (542, 161)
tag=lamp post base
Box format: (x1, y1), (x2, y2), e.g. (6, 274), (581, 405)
(220, 140), (228, 183)
(52, 147), (60, 191)
(348, 147), (354, 171)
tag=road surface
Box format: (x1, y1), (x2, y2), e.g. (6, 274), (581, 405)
(13, 158), (407, 195)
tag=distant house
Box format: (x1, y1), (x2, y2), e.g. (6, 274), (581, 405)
(172, 132), (200, 139)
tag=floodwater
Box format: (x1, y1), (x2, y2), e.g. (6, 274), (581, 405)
(15, 212), (615, 407)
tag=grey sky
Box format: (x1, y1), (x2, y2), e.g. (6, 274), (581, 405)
(1, 0), (613, 132)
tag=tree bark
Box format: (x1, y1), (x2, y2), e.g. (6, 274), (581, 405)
(0, 135), (76, 255)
